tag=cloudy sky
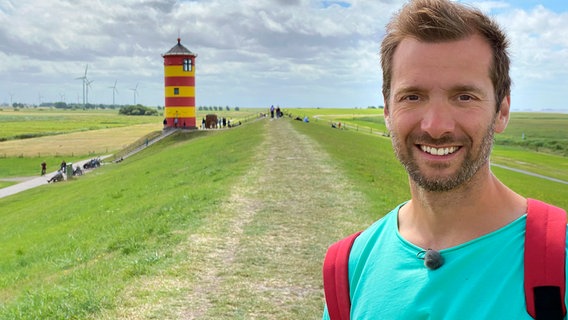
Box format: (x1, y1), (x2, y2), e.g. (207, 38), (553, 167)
(1, 0), (567, 112)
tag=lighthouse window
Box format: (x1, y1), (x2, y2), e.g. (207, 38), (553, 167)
(174, 88), (180, 95)
(183, 59), (192, 71)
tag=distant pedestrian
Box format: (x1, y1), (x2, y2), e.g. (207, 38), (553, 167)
(47, 170), (63, 183)
(145, 138), (149, 147)
(41, 161), (47, 176)
(60, 160), (66, 173)
(163, 118), (167, 128)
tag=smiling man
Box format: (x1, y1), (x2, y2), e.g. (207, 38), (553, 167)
(322, 0), (567, 319)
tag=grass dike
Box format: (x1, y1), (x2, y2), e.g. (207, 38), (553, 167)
(107, 118), (368, 319)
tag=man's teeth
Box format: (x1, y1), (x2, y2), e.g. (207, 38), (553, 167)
(420, 145), (459, 156)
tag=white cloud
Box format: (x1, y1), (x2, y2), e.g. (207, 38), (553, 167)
(494, 5), (568, 110)
(0, 0), (566, 112)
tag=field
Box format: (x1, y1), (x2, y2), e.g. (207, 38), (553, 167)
(0, 108), (259, 186)
(496, 113), (568, 155)
(0, 107), (566, 319)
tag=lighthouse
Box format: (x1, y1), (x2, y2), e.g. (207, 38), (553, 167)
(162, 38), (197, 128)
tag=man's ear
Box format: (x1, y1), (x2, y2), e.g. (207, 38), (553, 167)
(494, 96), (510, 133)
(384, 100), (391, 131)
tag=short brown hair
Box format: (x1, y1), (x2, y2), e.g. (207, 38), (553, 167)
(380, 0), (510, 111)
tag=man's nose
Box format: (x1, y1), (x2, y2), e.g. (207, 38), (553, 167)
(420, 100), (456, 139)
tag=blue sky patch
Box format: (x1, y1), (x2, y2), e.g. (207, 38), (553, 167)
(321, 1), (351, 9)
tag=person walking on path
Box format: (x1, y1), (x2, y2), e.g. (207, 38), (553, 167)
(322, 0), (567, 319)
(41, 161), (47, 176)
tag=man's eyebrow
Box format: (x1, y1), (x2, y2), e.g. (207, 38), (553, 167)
(393, 86), (425, 96)
(393, 85), (489, 98)
(447, 85), (487, 97)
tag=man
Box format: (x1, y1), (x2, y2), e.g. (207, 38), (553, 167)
(323, 0), (566, 318)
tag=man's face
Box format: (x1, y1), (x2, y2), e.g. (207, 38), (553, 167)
(384, 34), (509, 192)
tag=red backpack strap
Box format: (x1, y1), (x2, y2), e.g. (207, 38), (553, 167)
(323, 231), (362, 320)
(525, 198), (567, 319)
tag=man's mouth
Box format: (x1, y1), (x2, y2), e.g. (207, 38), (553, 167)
(419, 145), (460, 156)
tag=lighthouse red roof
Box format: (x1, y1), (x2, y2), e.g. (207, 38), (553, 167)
(162, 38), (197, 57)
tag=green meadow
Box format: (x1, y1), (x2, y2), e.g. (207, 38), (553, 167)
(0, 109), (158, 141)
(0, 108), (566, 319)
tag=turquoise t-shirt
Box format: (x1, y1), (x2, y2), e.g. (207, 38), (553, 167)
(323, 203), (568, 319)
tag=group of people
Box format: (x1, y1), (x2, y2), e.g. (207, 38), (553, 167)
(201, 117), (234, 129)
(269, 105), (283, 118)
(44, 160), (67, 183)
(330, 122), (342, 129)
(42, 160), (84, 183)
(40, 160), (66, 176)
(322, 0), (567, 319)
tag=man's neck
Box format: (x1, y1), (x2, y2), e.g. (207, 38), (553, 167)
(398, 165), (526, 250)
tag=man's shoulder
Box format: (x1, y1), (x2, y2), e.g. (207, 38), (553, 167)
(347, 203), (405, 259)
(357, 203), (404, 239)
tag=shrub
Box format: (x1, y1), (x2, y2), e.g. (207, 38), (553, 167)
(119, 105), (158, 116)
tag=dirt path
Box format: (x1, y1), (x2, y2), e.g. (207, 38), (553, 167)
(109, 118), (368, 319)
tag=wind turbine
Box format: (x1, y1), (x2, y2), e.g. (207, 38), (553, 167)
(86, 79), (94, 105)
(109, 80), (118, 106)
(75, 64), (88, 105)
(129, 82), (139, 105)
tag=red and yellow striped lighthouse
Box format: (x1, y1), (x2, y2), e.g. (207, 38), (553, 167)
(162, 38), (197, 128)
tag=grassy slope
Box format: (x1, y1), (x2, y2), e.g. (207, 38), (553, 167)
(0, 121), (265, 318)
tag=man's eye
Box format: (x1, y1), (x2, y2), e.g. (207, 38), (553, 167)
(458, 95), (474, 101)
(404, 95), (420, 101)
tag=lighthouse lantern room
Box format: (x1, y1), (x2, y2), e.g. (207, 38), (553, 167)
(162, 38), (197, 128)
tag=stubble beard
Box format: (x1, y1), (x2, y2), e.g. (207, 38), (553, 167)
(390, 122), (496, 192)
